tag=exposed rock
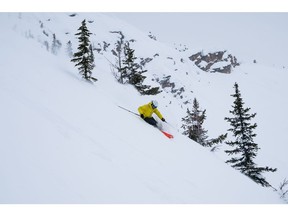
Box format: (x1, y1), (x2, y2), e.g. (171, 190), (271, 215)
(157, 75), (186, 99)
(189, 50), (240, 73)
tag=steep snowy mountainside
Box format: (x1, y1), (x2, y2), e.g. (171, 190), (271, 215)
(4, 12), (240, 111)
(0, 12), (287, 204)
(4, 13), (202, 101)
(0, 25), (282, 204)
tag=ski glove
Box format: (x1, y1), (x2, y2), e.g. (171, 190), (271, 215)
(162, 118), (166, 122)
(140, 114), (144, 119)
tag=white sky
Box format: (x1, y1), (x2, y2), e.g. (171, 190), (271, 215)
(106, 12), (288, 67)
(4, 0), (287, 67)
(2, 0), (288, 12)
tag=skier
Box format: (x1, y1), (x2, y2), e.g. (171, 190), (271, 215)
(138, 100), (166, 127)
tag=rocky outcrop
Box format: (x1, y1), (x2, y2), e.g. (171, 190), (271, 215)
(189, 51), (240, 73)
(155, 75), (186, 99)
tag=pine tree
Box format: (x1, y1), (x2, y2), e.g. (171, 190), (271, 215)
(120, 42), (137, 83)
(182, 98), (227, 147)
(121, 42), (160, 95)
(71, 19), (96, 81)
(110, 31), (125, 83)
(66, 40), (73, 58)
(181, 98), (208, 145)
(51, 33), (62, 55)
(225, 82), (276, 187)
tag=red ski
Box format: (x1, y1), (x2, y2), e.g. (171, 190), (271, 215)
(160, 130), (174, 139)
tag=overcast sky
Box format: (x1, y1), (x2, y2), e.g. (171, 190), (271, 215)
(106, 12), (288, 67)
(2, 1), (288, 67)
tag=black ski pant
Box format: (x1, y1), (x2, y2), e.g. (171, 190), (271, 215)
(144, 117), (157, 127)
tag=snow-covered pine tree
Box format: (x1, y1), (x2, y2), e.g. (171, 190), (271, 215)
(71, 19), (96, 81)
(225, 82), (276, 187)
(66, 40), (73, 58)
(182, 98), (227, 147)
(181, 98), (208, 145)
(120, 41), (136, 83)
(110, 31), (125, 83)
(51, 33), (62, 55)
(121, 42), (160, 95)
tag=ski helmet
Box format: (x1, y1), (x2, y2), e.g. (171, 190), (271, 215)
(151, 100), (158, 108)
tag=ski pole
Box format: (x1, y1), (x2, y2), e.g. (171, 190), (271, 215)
(118, 105), (140, 116)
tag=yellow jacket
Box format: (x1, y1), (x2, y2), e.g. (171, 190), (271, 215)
(138, 102), (163, 119)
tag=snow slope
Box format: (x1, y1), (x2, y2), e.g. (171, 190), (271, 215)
(0, 12), (286, 204)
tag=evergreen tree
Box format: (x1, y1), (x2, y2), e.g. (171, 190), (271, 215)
(51, 33), (62, 55)
(225, 82), (276, 187)
(110, 32), (160, 95)
(181, 98), (208, 145)
(110, 31), (125, 83)
(182, 98), (227, 147)
(66, 40), (73, 58)
(121, 42), (160, 95)
(71, 19), (96, 81)
(120, 42), (136, 82)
